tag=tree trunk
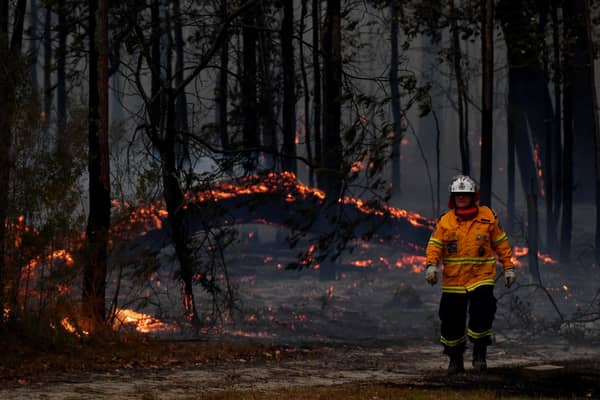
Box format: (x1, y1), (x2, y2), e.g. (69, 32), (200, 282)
(43, 7), (52, 145)
(321, 0), (343, 199)
(498, 0), (554, 198)
(389, 0), (402, 199)
(281, 0), (297, 173)
(550, 0), (562, 248)
(150, 0), (199, 324)
(216, 0), (230, 168)
(450, 0), (470, 175)
(29, 0), (39, 89)
(256, 3), (277, 171)
(161, 90), (200, 325)
(0, 0), (27, 321)
(173, 0), (189, 171)
(560, 23), (574, 263)
(56, 0), (67, 154)
(564, 0), (596, 203)
(299, 0), (313, 185)
(242, 1), (259, 172)
(0, 7), (12, 315)
(479, 0), (493, 206)
(507, 93), (516, 235)
(84, 0), (110, 327)
(312, 0), (322, 188)
(527, 179), (541, 282)
(582, 0), (600, 264)
(150, 0), (161, 142)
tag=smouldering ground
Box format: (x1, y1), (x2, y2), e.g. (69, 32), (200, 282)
(7, 211), (600, 399)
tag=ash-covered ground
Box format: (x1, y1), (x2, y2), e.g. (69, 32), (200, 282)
(113, 223), (600, 348)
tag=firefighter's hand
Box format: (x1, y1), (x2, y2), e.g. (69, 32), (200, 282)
(425, 265), (438, 285)
(504, 268), (516, 288)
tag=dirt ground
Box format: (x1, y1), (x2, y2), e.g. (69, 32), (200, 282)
(2, 338), (600, 400)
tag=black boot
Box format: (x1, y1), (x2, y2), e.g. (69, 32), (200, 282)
(472, 343), (487, 372)
(447, 352), (465, 374)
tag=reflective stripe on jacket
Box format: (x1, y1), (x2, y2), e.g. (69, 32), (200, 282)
(425, 206), (514, 293)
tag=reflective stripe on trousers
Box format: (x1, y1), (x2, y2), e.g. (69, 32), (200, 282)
(438, 285), (496, 354)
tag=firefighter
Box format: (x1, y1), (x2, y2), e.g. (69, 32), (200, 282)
(424, 175), (516, 374)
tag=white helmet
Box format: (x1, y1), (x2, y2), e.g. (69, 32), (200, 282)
(449, 175), (477, 193)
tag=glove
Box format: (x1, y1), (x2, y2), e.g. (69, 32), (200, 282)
(504, 268), (516, 288)
(425, 265), (438, 286)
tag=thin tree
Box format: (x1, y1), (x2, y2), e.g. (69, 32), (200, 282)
(173, 0), (190, 170)
(242, 0), (259, 172)
(0, 0), (27, 321)
(84, 0), (110, 327)
(29, 0), (39, 89)
(312, 0), (322, 187)
(299, 0), (314, 185)
(479, 0), (493, 206)
(560, 5), (574, 263)
(389, 0), (402, 199)
(281, 0), (297, 173)
(56, 0), (67, 154)
(582, 0), (600, 264)
(449, 0), (470, 175)
(42, 7), (52, 145)
(549, 0), (562, 247)
(216, 0), (230, 169)
(321, 0), (343, 198)
(256, 2), (278, 171)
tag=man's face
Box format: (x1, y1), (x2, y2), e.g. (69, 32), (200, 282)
(454, 193), (474, 208)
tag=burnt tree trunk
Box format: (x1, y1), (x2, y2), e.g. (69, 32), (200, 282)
(56, 0), (67, 154)
(389, 0), (402, 199)
(0, 0), (13, 315)
(29, 0), (39, 89)
(84, 0), (110, 327)
(449, 0), (470, 175)
(527, 179), (541, 282)
(281, 0), (297, 173)
(43, 7), (52, 144)
(479, 0), (493, 206)
(507, 94), (516, 235)
(150, 0), (200, 324)
(582, 0), (600, 264)
(498, 0), (554, 198)
(312, 0), (322, 188)
(0, 0), (27, 319)
(173, 0), (189, 171)
(299, 0), (314, 186)
(150, 0), (161, 143)
(242, 1), (259, 172)
(256, 3), (277, 171)
(216, 0), (230, 170)
(321, 0), (343, 199)
(563, 0), (596, 203)
(560, 20), (574, 263)
(161, 90), (200, 325)
(550, 0), (562, 247)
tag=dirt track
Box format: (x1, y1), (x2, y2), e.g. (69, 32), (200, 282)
(3, 339), (599, 399)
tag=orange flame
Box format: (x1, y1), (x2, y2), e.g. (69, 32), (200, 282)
(113, 308), (177, 334)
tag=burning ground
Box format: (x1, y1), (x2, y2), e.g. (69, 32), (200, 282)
(4, 173), (600, 398)
(5, 234), (600, 399)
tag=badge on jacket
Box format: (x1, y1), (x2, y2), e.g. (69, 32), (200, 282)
(447, 242), (458, 253)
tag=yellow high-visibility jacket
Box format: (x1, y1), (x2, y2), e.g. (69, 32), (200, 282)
(425, 206), (514, 293)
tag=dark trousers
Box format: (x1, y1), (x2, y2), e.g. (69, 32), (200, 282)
(439, 285), (496, 355)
